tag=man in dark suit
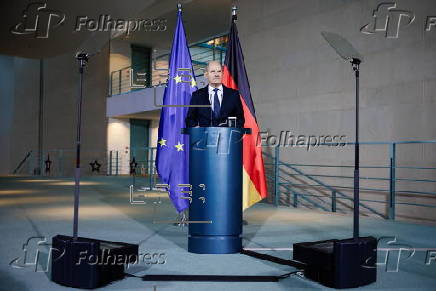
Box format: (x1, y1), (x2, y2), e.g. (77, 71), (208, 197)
(185, 61), (245, 128)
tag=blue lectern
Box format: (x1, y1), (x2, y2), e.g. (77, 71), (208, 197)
(182, 127), (250, 254)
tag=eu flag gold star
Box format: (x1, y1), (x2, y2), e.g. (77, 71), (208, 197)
(174, 75), (182, 83)
(191, 78), (197, 87)
(158, 138), (167, 147)
(174, 142), (184, 151)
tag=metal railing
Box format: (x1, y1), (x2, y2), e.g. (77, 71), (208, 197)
(128, 146), (158, 189)
(16, 148), (159, 183)
(19, 140), (436, 222)
(263, 140), (436, 220)
(109, 34), (228, 96)
(13, 150), (32, 174)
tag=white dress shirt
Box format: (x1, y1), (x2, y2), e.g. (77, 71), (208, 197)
(208, 84), (223, 110)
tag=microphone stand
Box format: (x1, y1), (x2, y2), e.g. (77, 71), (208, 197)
(72, 52), (89, 240)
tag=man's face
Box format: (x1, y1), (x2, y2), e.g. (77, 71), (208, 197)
(205, 62), (222, 86)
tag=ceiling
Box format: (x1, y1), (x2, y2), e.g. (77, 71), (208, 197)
(0, 0), (233, 59)
(116, 109), (162, 120)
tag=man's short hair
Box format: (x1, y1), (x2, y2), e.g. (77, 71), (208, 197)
(205, 60), (222, 72)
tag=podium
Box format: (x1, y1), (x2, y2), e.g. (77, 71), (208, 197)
(183, 127), (250, 254)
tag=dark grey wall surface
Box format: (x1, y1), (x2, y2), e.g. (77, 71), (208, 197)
(0, 55), (16, 174)
(237, 0), (436, 221)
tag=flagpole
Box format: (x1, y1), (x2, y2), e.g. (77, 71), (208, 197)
(156, 1), (197, 214)
(232, 5), (237, 21)
(229, 4), (248, 225)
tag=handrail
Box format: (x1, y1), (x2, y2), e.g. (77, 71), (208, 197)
(109, 33), (228, 96)
(281, 182), (436, 196)
(280, 171), (391, 181)
(281, 163), (383, 217)
(13, 150), (32, 174)
(282, 183), (330, 212)
(262, 140), (436, 220)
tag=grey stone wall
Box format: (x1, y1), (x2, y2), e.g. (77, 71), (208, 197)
(237, 0), (436, 222)
(0, 55), (18, 174)
(1, 44), (109, 176)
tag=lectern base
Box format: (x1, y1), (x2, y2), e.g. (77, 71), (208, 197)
(188, 235), (241, 254)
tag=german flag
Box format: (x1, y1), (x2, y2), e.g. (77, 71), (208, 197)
(222, 18), (268, 209)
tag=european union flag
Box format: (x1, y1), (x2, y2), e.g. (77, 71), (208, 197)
(155, 9), (197, 213)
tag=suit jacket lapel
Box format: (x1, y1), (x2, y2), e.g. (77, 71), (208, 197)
(201, 86), (211, 105)
(220, 85), (230, 116)
(199, 87), (213, 120)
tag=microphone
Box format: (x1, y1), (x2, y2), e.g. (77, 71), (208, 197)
(75, 50), (102, 68)
(75, 51), (88, 61)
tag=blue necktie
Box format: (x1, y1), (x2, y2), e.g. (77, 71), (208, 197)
(213, 88), (220, 119)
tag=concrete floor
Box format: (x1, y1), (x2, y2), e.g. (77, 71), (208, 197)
(1, 175), (436, 290)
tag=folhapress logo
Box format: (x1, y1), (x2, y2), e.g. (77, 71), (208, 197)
(10, 2), (65, 38)
(361, 2), (415, 38)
